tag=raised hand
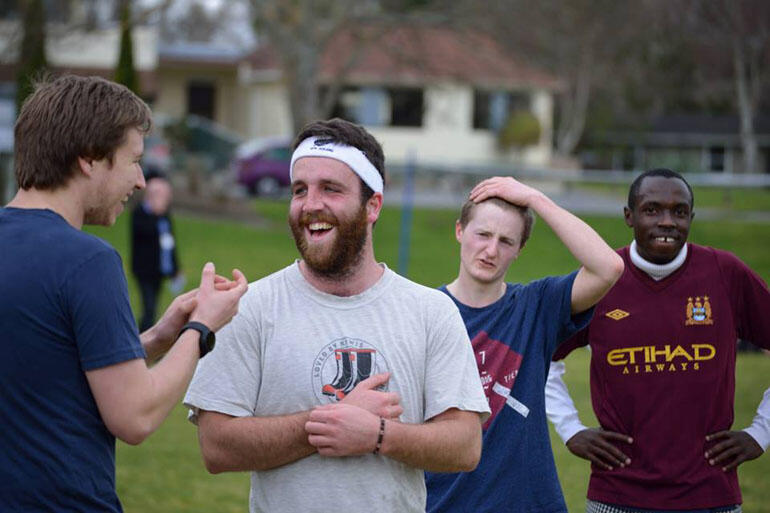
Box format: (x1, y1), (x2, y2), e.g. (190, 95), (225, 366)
(341, 372), (403, 419)
(190, 262), (248, 333)
(469, 176), (544, 208)
(566, 428), (633, 470)
(705, 430), (763, 471)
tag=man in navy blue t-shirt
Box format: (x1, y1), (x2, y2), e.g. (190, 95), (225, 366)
(425, 176), (624, 513)
(0, 75), (247, 512)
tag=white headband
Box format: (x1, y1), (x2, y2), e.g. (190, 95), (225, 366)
(290, 137), (383, 193)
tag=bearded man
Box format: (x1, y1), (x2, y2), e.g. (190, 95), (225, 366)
(184, 118), (490, 513)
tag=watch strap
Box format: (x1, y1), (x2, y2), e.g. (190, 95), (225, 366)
(177, 321), (215, 358)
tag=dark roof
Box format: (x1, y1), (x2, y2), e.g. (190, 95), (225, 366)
(246, 25), (560, 90)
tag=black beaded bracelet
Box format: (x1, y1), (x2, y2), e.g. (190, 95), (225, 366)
(373, 417), (386, 454)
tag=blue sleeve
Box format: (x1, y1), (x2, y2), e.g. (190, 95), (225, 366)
(63, 248), (146, 370)
(536, 270), (594, 357)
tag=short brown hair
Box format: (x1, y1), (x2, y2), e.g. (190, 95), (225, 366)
(293, 118), (385, 204)
(14, 74), (152, 191)
(459, 197), (535, 248)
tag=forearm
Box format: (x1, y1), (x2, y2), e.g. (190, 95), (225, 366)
(545, 361), (588, 444)
(140, 324), (170, 362)
(198, 410), (316, 473)
(743, 387), (770, 452)
(139, 331), (201, 430)
(87, 331), (200, 445)
(530, 194), (621, 282)
(529, 194), (623, 312)
(379, 409), (482, 472)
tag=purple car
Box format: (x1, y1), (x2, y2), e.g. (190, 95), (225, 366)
(235, 138), (292, 196)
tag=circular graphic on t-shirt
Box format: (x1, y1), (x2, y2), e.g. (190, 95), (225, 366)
(311, 337), (390, 403)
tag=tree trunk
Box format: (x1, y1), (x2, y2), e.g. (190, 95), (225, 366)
(15, 0), (47, 113)
(556, 51), (592, 158)
(284, 42), (320, 133)
(733, 36), (757, 173)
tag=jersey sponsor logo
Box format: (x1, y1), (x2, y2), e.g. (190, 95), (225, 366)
(605, 308), (630, 321)
(606, 343), (716, 375)
(311, 337), (390, 403)
(471, 331), (523, 429)
(686, 296), (714, 326)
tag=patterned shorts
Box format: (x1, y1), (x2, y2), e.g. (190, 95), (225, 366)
(586, 500), (742, 513)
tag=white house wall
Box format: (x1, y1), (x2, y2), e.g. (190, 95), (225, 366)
(370, 83), (553, 167)
(154, 67), (240, 130)
(242, 79), (553, 168)
(0, 22), (157, 70)
(49, 26), (157, 70)
(247, 82), (292, 139)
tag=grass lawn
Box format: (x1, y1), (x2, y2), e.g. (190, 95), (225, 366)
(576, 182), (770, 212)
(86, 199), (770, 512)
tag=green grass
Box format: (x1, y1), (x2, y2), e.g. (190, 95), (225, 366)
(85, 201), (770, 512)
(576, 182), (770, 212)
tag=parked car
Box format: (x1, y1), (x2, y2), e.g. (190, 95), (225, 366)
(234, 137), (292, 196)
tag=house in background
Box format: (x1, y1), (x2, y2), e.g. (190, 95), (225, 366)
(0, 19), (559, 169)
(240, 25), (561, 167)
(581, 115), (770, 174)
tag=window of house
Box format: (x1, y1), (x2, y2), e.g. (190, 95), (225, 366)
(388, 87), (423, 127)
(328, 86), (422, 127)
(764, 149), (770, 174)
(709, 146), (725, 172)
(187, 81), (215, 120)
(473, 90), (531, 130)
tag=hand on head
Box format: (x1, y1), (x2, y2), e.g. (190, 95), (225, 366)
(469, 176), (543, 208)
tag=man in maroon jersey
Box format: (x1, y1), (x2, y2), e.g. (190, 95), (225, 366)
(547, 168), (769, 513)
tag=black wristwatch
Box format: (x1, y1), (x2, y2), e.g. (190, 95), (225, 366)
(177, 321), (215, 358)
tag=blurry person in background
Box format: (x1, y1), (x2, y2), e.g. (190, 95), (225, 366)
(131, 170), (184, 331)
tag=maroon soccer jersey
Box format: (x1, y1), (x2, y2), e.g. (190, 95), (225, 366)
(556, 244), (770, 509)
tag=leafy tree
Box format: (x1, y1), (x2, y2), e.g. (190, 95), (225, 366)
(114, 0), (139, 94)
(15, 0), (47, 113)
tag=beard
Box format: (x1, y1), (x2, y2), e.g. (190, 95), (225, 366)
(289, 203), (369, 279)
(83, 201), (116, 226)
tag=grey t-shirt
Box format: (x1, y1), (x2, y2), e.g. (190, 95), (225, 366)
(184, 262), (488, 513)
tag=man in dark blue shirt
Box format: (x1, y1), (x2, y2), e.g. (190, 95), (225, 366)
(425, 176), (623, 513)
(0, 75), (247, 512)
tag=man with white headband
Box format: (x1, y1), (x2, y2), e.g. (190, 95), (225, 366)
(184, 118), (489, 513)
(547, 168), (770, 513)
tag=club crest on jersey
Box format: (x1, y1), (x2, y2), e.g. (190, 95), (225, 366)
(311, 337), (390, 403)
(605, 308), (630, 321)
(685, 296), (714, 326)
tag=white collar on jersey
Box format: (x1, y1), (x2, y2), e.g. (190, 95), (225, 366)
(629, 239), (688, 281)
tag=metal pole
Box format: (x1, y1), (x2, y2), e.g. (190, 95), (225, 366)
(397, 151), (415, 277)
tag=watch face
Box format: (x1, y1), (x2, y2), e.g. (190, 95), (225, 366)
(204, 331), (215, 350)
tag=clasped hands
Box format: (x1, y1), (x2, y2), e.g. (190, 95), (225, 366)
(305, 373), (402, 457)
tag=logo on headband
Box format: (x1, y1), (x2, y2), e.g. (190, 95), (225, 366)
(313, 138), (335, 146)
